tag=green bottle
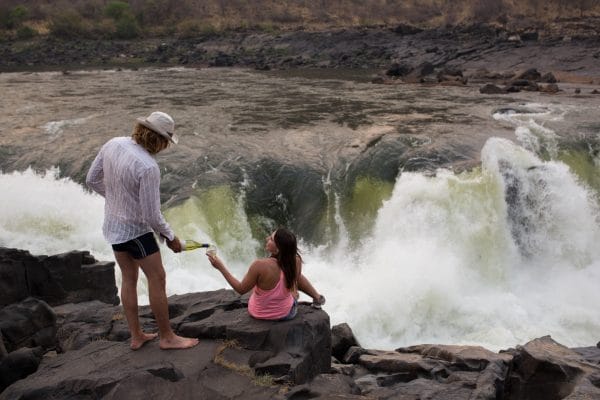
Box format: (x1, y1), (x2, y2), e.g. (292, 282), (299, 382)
(181, 240), (210, 251)
(182, 240), (217, 255)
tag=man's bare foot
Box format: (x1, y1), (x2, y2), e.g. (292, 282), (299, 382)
(159, 334), (199, 350)
(130, 332), (158, 350)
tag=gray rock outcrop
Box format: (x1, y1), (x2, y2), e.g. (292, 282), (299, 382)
(0, 248), (119, 307)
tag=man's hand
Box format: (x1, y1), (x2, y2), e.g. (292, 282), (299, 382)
(166, 236), (183, 253)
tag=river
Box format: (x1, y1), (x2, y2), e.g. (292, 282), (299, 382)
(1, 66), (599, 351)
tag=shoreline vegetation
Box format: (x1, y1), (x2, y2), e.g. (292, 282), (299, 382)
(1, 1), (599, 76)
(2, 0), (600, 41)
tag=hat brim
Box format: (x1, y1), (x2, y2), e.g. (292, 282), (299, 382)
(136, 117), (178, 144)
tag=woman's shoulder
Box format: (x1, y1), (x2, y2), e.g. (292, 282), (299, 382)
(253, 257), (278, 267)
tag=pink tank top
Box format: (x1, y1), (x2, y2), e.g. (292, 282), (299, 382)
(248, 270), (294, 320)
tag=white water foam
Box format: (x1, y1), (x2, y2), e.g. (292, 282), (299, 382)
(42, 116), (95, 136)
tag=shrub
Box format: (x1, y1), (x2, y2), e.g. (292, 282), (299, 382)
(1, 4), (29, 29)
(114, 13), (140, 38)
(49, 10), (87, 38)
(104, 1), (131, 20)
(16, 25), (37, 39)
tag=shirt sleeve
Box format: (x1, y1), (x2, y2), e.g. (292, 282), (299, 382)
(86, 147), (106, 197)
(139, 166), (175, 242)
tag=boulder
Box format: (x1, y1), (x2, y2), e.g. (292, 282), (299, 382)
(516, 68), (541, 81)
(479, 84), (507, 94)
(539, 83), (559, 93)
(0, 248), (36, 307)
(332, 323), (360, 361)
(172, 291), (331, 384)
(0, 248), (119, 307)
(504, 336), (600, 400)
(0, 297), (56, 353)
(386, 62), (412, 77)
(0, 346), (43, 392)
(541, 72), (557, 83)
(350, 344), (512, 399)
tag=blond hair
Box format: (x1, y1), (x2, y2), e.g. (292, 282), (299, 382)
(132, 123), (169, 154)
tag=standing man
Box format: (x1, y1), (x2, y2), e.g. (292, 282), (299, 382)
(87, 111), (198, 350)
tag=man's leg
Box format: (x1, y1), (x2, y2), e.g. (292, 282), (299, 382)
(114, 251), (158, 350)
(137, 251), (198, 349)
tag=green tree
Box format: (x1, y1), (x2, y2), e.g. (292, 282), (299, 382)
(114, 12), (140, 38)
(104, 1), (131, 20)
(49, 9), (86, 38)
(4, 4), (29, 29)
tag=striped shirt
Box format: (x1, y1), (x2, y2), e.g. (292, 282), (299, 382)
(86, 136), (174, 245)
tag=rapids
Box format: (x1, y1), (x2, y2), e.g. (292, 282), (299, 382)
(1, 67), (599, 350)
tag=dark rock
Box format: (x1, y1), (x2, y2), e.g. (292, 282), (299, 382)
(397, 343), (512, 372)
(0, 329), (7, 359)
(244, 160), (328, 242)
(403, 61), (434, 83)
(516, 68), (541, 81)
(39, 251), (119, 306)
(392, 24), (423, 35)
(284, 374), (361, 399)
(0, 346), (43, 392)
(592, 89), (599, 94)
(343, 346), (367, 364)
(0, 298), (56, 353)
(541, 72), (557, 83)
(0, 248), (35, 307)
(174, 291), (330, 384)
(539, 83), (559, 93)
(438, 66), (463, 77)
(386, 62), (412, 77)
(479, 84), (507, 94)
(575, 88), (581, 94)
(571, 346), (600, 366)
(0, 248), (119, 308)
(510, 79), (539, 91)
(53, 300), (127, 352)
(504, 336), (600, 400)
(521, 31), (539, 41)
(2, 289), (333, 397)
(0, 340), (280, 400)
(212, 51), (235, 67)
(332, 323), (360, 361)
(371, 76), (385, 84)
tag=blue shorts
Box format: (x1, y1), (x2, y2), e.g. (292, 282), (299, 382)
(112, 232), (159, 259)
(279, 298), (298, 321)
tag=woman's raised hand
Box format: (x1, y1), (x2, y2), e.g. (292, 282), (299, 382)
(207, 253), (224, 270)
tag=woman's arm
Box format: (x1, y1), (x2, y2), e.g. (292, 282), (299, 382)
(207, 254), (260, 295)
(295, 256), (322, 301)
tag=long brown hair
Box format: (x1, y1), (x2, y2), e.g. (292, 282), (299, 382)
(132, 123), (169, 154)
(274, 228), (302, 290)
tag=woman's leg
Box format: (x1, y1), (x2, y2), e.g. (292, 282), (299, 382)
(137, 251), (198, 349)
(113, 251), (158, 350)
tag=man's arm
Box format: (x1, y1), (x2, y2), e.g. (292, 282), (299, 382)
(86, 149), (106, 197)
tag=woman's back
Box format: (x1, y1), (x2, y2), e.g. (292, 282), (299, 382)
(249, 258), (294, 320)
(255, 257), (284, 291)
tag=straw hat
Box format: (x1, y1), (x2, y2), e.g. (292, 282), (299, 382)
(137, 111), (178, 144)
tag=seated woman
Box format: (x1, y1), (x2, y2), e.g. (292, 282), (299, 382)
(207, 227), (325, 320)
